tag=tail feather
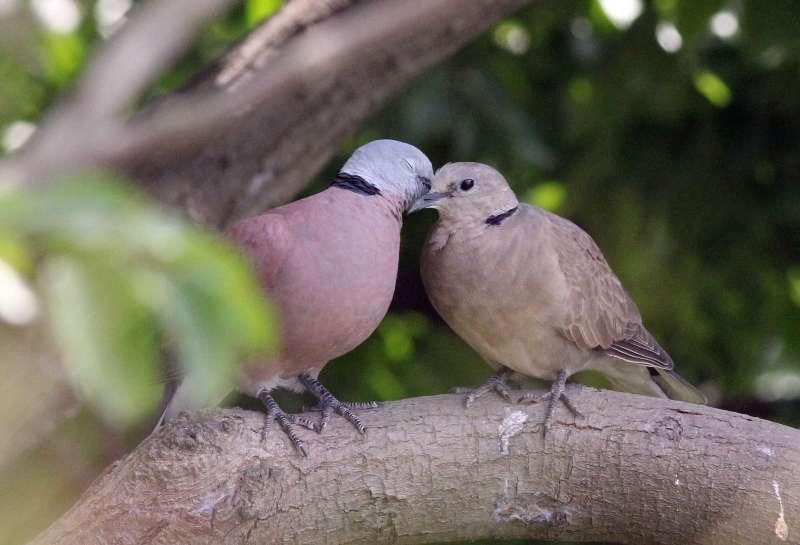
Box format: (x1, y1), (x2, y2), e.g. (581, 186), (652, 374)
(651, 368), (707, 404)
(595, 358), (705, 404)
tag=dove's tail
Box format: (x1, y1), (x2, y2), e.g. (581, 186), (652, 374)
(651, 367), (707, 404)
(595, 358), (706, 404)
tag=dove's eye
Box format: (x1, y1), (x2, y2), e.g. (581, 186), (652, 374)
(460, 178), (475, 191)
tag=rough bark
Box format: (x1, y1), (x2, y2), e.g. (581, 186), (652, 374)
(30, 390), (799, 545)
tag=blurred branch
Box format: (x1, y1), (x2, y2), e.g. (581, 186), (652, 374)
(29, 392), (800, 545)
(56, 0), (237, 123)
(215, 0), (359, 87)
(0, 0), (236, 189)
(1, 0), (535, 225)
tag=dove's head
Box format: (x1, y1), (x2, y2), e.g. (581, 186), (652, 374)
(409, 162), (519, 225)
(338, 139), (433, 211)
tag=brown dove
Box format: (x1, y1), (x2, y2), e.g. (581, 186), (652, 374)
(411, 162), (705, 434)
(160, 140), (433, 455)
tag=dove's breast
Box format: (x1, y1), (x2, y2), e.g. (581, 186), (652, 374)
(421, 209), (592, 380)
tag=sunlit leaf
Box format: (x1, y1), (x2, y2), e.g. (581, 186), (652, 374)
(524, 181), (567, 212)
(693, 70), (731, 107)
(40, 32), (85, 85)
(588, 0), (622, 33)
(245, 0), (282, 28)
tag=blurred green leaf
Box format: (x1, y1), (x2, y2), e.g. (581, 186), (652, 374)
(377, 313), (427, 363)
(41, 257), (161, 425)
(588, 0), (616, 33)
(0, 174), (276, 425)
(524, 181), (567, 212)
(245, 0), (282, 28)
(0, 231), (32, 274)
(175, 237), (276, 353)
(693, 70), (731, 107)
(40, 32), (85, 85)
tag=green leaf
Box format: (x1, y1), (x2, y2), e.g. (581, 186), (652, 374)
(694, 70), (731, 107)
(175, 236), (277, 353)
(524, 181), (567, 212)
(245, 0), (283, 28)
(0, 230), (32, 274)
(1, 173), (277, 425)
(155, 247), (278, 408)
(166, 271), (237, 406)
(41, 257), (161, 425)
(588, 0), (616, 34)
(40, 32), (85, 86)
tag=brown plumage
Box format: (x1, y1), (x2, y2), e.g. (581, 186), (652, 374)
(160, 140), (433, 455)
(412, 162), (704, 433)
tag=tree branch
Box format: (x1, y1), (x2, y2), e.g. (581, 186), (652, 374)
(214, 0), (360, 87)
(122, 0), (536, 227)
(30, 391), (800, 545)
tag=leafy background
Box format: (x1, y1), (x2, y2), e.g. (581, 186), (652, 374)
(1, 0), (799, 544)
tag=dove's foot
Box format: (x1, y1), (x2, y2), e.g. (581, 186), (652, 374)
(452, 367), (516, 407)
(517, 370), (582, 436)
(257, 390), (316, 457)
(299, 373), (378, 434)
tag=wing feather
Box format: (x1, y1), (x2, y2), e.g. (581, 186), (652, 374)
(545, 211), (672, 369)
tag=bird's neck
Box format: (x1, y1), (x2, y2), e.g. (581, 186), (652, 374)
(485, 205), (519, 226)
(330, 172), (422, 218)
(431, 203), (520, 249)
(330, 173), (382, 196)
(323, 185), (404, 225)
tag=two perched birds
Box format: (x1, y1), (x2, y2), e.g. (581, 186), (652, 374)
(160, 139), (704, 454)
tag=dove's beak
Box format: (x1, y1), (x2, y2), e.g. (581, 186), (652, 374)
(408, 192), (448, 213)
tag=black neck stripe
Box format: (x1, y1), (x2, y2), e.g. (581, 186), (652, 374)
(331, 172), (381, 196)
(485, 206), (519, 226)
